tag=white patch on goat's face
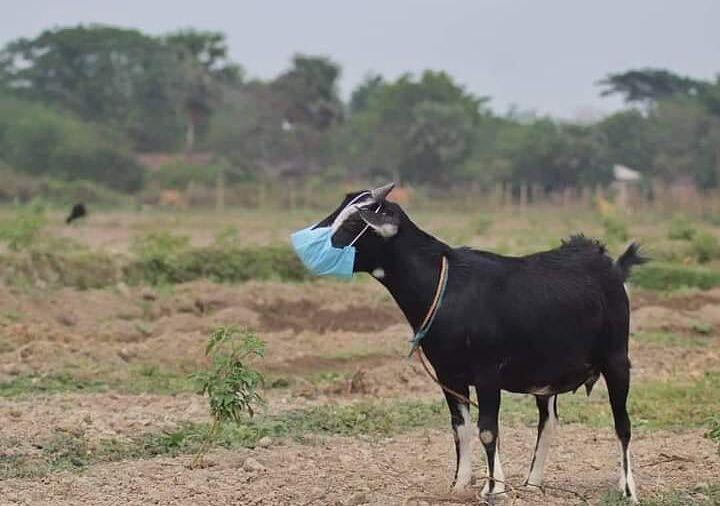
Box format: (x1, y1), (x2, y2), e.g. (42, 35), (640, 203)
(453, 404), (473, 490)
(376, 223), (398, 238)
(371, 268), (385, 279)
(526, 395), (557, 487)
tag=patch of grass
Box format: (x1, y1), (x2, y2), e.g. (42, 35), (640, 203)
(473, 215), (493, 235)
(631, 263), (720, 291)
(0, 206), (46, 251)
(0, 372), (108, 397)
(633, 330), (712, 348)
(667, 215), (698, 241)
(629, 373), (720, 431)
(0, 367), (197, 398)
(4, 372), (720, 480)
(124, 364), (196, 395)
(603, 216), (629, 243)
(600, 484), (720, 505)
(690, 232), (720, 264)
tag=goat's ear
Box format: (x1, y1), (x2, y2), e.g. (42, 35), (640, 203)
(358, 208), (399, 238)
(370, 182), (395, 202)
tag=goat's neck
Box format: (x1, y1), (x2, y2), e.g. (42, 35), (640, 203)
(376, 229), (449, 331)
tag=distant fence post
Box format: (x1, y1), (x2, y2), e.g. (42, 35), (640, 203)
(503, 182), (513, 209)
(519, 182), (528, 211)
(215, 170), (225, 212)
(493, 182), (503, 210)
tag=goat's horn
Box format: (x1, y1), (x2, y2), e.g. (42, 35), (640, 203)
(371, 182), (395, 201)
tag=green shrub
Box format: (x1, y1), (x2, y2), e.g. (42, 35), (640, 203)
(602, 216), (629, 243)
(213, 225), (241, 248)
(187, 245), (309, 283)
(632, 263), (720, 291)
(690, 232), (719, 264)
(667, 215), (697, 240)
(0, 207), (46, 250)
(191, 326), (265, 467)
(129, 232), (192, 284)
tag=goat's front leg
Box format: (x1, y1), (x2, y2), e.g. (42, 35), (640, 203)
(525, 394), (558, 487)
(476, 386), (505, 498)
(442, 388), (472, 492)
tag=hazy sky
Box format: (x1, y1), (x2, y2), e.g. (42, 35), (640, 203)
(2, 1), (718, 119)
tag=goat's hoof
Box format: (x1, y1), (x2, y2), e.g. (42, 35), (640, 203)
(623, 491), (639, 504)
(481, 483), (507, 500)
(522, 479), (543, 489)
(450, 485), (473, 499)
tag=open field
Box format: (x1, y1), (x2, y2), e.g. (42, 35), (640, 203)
(1, 205), (719, 505)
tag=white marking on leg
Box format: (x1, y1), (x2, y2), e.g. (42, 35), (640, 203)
(481, 443), (506, 496)
(527, 395), (557, 486)
(619, 442), (638, 503)
(453, 404), (473, 491)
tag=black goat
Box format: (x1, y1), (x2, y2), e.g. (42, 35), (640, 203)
(66, 203), (87, 224)
(312, 184), (645, 502)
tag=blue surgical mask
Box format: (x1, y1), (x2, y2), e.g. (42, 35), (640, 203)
(291, 193), (379, 279)
(291, 226), (357, 279)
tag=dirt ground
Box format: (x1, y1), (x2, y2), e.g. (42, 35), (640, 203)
(1, 425), (718, 506)
(1, 280), (719, 505)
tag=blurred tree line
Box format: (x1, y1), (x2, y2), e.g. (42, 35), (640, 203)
(1, 24), (719, 194)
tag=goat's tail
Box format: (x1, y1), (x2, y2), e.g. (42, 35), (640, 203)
(615, 242), (647, 281)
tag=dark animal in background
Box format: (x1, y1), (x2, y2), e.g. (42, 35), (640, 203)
(307, 184), (646, 502)
(66, 203), (87, 224)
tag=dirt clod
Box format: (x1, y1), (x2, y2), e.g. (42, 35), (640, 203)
(243, 457), (266, 472)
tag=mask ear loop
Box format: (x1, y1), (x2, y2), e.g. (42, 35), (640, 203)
(348, 201), (382, 247)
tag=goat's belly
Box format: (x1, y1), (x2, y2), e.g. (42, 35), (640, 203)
(499, 363), (597, 396)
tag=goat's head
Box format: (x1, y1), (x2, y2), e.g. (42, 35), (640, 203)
(302, 182), (404, 275)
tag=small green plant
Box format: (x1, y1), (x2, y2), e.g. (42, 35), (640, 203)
(131, 231), (191, 261)
(691, 321), (713, 335)
(213, 225), (241, 248)
(668, 215), (697, 241)
(473, 215), (493, 235)
(0, 206), (46, 251)
(707, 415), (720, 443)
(190, 326), (265, 467)
(603, 216), (629, 243)
(690, 232), (719, 264)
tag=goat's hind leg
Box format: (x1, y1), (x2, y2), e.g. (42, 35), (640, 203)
(442, 387), (473, 492)
(604, 356), (638, 503)
(476, 387), (505, 498)
(525, 394), (558, 487)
